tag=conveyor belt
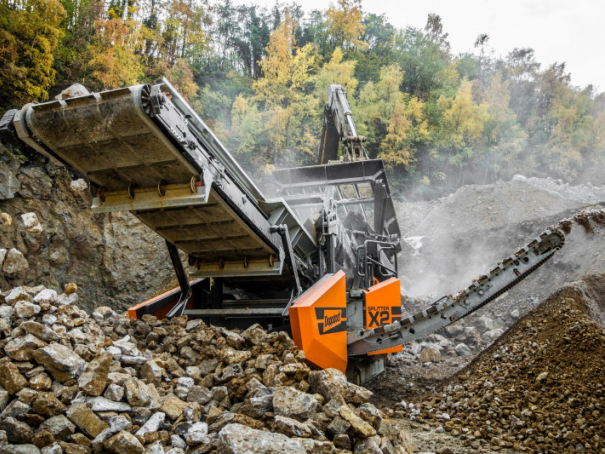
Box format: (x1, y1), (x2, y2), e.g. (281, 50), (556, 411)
(14, 83), (307, 276)
(24, 86), (195, 190)
(347, 228), (566, 355)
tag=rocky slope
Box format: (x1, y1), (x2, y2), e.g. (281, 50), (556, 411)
(0, 283), (415, 453)
(0, 151), (174, 312)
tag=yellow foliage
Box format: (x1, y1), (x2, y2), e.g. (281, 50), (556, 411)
(436, 79), (490, 166)
(325, 0), (367, 51)
(315, 48), (358, 103)
(544, 85), (591, 178)
(254, 13), (316, 109)
(243, 12), (321, 165)
(167, 59), (197, 100)
(89, 19), (145, 89)
(378, 96), (430, 169)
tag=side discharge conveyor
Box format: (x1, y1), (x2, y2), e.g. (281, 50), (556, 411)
(0, 81), (568, 384)
(347, 229), (565, 356)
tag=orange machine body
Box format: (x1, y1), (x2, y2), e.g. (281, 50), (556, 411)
(289, 270), (348, 372)
(364, 277), (403, 355)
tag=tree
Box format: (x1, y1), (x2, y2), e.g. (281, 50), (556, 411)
(394, 24), (451, 99)
(480, 73), (527, 180)
(357, 64), (429, 168)
(378, 96), (429, 169)
(324, 0), (366, 54)
(434, 79), (490, 172)
(228, 13), (319, 167)
(161, 0), (209, 68)
(424, 13), (450, 53)
(88, 18), (145, 89)
(168, 58), (197, 100)
(352, 13), (396, 84)
(2, 0), (605, 191)
(230, 94), (262, 158)
(253, 12), (316, 107)
(314, 47), (357, 104)
(0, 0), (66, 108)
(541, 84), (592, 179)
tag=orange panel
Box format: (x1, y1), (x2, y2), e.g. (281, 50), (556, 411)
(289, 271), (348, 372)
(127, 283), (195, 319)
(364, 278), (403, 356)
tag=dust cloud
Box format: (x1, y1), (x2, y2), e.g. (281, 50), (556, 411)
(395, 175), (605, 303)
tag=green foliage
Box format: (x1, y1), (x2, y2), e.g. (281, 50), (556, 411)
(0, 1), (603, 196)
(0, 0), (66, 108)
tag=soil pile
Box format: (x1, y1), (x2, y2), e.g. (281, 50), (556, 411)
(0, 284), (415, 454)
(397, 274), (605, 452)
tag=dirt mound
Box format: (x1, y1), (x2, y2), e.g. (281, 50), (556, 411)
(397, 274), (605, 452)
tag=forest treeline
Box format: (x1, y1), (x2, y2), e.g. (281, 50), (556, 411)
(1, 0), (603, 197)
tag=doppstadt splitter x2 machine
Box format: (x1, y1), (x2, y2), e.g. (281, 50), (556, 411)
(0, 81), (565, 383)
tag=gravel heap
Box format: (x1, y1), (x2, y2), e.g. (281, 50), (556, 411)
(396, 274), (605, 452)
(0, 284), (415, 454)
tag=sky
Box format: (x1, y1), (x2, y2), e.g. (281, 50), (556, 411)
(231, 0), (605, 92)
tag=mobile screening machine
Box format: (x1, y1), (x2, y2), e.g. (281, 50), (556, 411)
(0, 81), (565, 383)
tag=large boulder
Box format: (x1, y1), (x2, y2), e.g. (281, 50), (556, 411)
(32, 343), (86, 382)
(66, 402), (109, 437)
(217, 423), (304, 454)
(0, 359), (27, 394)
(308, 368), (372, 404)
(2, 249), (29, 276)
(104, 430), (144, 454)
(272, 387), (319, 421)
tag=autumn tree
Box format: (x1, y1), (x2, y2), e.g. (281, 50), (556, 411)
(225, 12), (319, 167)
(434, 79), (490, 176)
(476, 74), (526, 176)
(379, 96), (430, 169)
(542, 84), (593, 179)
(253, 12), (316, 108)
(314, 47), (357, 104)
(161, 0), (209, 67)
(88, 18), (145, 89)
(357, 64), (429, 170)
(1, 0), (604, 192)
(324, 0), (366, 55)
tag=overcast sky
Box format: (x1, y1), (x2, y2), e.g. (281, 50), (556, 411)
(231, 0), (605, 92)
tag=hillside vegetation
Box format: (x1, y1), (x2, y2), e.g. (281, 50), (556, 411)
(1, 0), (603, 197)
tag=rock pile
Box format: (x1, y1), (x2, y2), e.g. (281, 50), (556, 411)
(0, 284), (415, 453)
(389, 312), (507, 368)
(396, 274), (605, 452)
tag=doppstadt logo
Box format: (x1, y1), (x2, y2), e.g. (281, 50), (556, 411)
(315, 307), (347, 335)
